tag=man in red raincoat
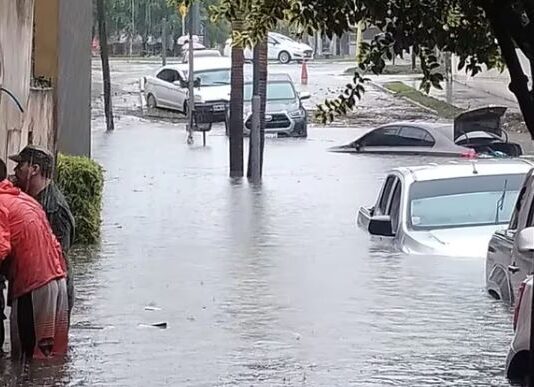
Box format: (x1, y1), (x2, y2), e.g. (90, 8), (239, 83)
(0, 158), (68, 361)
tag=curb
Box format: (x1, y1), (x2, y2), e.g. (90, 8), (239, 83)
(369, 81), (439, 116)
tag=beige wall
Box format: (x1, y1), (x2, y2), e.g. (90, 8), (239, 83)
(0, 0), (35, 162)
(33, 0), (92, 157)
(34, 0), (59, 80)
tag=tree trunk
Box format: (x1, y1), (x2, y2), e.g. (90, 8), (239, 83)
(258, 39), (268, 175)
(247, 38), (268, 179)
(485, 3), (534, 139)
(97, 0), (114, 131)
(229, 21), (244, 177)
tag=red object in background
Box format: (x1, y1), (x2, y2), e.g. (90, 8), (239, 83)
(91, 37), (100, 56)
(461, 149), (478, 159)
(301, 60), (308, 85)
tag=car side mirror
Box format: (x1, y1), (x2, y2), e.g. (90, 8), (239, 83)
(368, 215), (394, 237)
(352, 141), (361, 151)
(194, 78), (201, 87)
(299, 91), (311, 100)
(517, 227), (534, 253)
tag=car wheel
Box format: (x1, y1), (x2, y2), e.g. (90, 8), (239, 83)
(278, 51), (291, 64)
(147, 94), (157, 109)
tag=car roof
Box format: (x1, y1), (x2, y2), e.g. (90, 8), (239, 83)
(244, 73), (293, 84)
(158, 58), (231, 73)
(392, 159), (534, 182)
(379, 121), (453, 136)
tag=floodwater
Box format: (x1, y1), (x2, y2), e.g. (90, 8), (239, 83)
(0, 117), (517, 386)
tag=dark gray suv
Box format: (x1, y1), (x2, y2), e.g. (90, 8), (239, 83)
(226, 73), (310, 138)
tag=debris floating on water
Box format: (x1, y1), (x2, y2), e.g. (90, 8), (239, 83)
(138, 322), (168, 329)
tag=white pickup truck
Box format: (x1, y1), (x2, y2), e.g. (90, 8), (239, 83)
(486, 166), (534, 305)
(143, 58), (231, 122)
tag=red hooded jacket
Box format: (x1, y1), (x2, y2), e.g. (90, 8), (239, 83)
(0, 180), (65, 300)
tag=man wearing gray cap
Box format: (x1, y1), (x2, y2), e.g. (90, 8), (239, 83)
(9, 145), (75, 318)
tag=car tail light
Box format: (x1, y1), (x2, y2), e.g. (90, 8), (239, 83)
(461, 149), (478, 159)
(513, 281), (527, 331)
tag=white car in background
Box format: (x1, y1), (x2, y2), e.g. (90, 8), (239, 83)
(181, 49), (222, 63)
(224, 32), (314, 64)
(143, 58), (231, 121)
(358, 159), (533, 257)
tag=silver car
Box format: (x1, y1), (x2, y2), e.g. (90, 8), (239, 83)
(358, 159), (533, 257)
(332, 107), (523, 158)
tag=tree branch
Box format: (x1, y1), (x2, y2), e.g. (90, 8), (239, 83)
(484, 1), (534, 138)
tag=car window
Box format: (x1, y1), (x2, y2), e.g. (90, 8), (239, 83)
(268, 36), (277, 45)
(191, 69), (230, 86)
(526, 192), (534, 228)
(244, 81), (296, 101)
(360, 127), (402, 147)
(377, 175), (397, 215)
(389, 180), (402, 232)
(510, 185), (528, 230)
(398, 127), (435, 147)
(408, 174), (524, 230)
(157, 69), (180, 83)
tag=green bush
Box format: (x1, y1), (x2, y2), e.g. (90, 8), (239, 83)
(56, 154), (104, 245)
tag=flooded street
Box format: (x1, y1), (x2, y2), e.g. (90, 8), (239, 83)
(1, 117), (517, 386)
(1, 58), (528, 385)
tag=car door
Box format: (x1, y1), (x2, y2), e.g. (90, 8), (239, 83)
(387, 179), (403, 237)
(486, 182), (527, 303)
(358, 174), (397, 230)
(152, 69), (172, 107)
(512, 174), (534, 296)
(267, 35), (280, 60)
(373, 175), (398, 216)
(155, 69), (178, 108)
(164, 69), (184, 111)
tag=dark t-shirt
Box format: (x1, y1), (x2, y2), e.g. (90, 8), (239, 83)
(36, 182), (76, 254)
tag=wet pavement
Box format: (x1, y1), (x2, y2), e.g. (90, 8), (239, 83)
(1, 115), (522, 386)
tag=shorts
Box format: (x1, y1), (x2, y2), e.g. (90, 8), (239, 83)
(10, 278), (69, 360)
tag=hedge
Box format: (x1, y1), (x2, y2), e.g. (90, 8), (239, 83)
(56, 154), (104, 245)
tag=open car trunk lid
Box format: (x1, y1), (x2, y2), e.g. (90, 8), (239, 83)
(454, 106), (507, 141)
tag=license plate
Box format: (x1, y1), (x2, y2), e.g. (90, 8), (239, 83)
(212, 104), (225, 112)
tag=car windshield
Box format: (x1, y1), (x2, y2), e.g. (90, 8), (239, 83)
(244, 81), (296, 101)
(409, 173), (524, 230)
(191, 69), (230, 86)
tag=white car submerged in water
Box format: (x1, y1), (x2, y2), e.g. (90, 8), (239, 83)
(357, 159), (533, 257)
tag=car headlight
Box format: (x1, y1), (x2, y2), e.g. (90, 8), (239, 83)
(289, 108), (306, 118)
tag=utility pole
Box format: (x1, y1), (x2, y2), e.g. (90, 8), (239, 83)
(186, 2), (195, 145)
(97, 0), (114, 131)
(162, 18), (167, 66)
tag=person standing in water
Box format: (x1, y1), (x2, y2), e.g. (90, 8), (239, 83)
(9, 146), (76, 317)
(0, 158), (68, 360)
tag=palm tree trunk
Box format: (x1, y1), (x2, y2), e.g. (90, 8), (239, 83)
(229, 21), (244, 177)
(258, 38), (268, 175)
(247, 38), (268, 178)
(97, 0), (114, 131)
